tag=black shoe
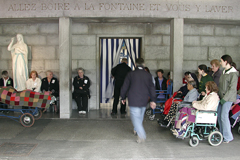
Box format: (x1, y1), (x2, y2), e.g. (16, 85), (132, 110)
(159, 120), (168, 127)
(121, 111), (127, 115)
(159, 123), (167, 128)
(111, 112), (117, 115)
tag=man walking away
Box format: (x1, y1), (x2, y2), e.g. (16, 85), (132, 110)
(111, 58), (131, 115)
(121, 58), (156, 143)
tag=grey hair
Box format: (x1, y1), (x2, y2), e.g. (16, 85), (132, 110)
(188, 80), (197, 88)
(46, 70), (53, 75)
(77, 67), (85, 73)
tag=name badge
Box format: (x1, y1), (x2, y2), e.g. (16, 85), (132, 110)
(84, 80), (88, 84)
(7, 81), (11, 84)
(52, 80), (55, 84)
(34, 82), (37, 86)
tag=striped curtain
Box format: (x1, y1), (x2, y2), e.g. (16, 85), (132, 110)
(100, 38), (141, 103)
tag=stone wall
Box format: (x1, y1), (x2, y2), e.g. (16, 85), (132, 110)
(144, 23), (171, 77)
(184, 24), (240, 74)
(71, 22), (172, 109)
(0, 23), (59, 79)
(1, 22), (240, 110)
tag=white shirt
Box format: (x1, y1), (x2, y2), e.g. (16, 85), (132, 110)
(3, 78), (9, 87)
(26, 77), (42, 92)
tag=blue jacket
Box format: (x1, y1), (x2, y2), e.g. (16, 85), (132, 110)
(183, 88), (199, 102)
(121, 66), (156, 107)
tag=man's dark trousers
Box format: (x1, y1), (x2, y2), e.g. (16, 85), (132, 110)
(112, 80), (126, 114)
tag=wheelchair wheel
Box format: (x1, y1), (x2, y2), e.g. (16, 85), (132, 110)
(208, 131), (223, 146)
(32, 109), (42, 120)
(20, 113), (35, 127)
(149, 115), (155, 121)
(145, 109), (152, 116)
(185, 130), (191, 139)
(238, 126), (240, 134)
(189, 136), (199, 147)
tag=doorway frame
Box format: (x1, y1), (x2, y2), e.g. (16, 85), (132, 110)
(96, 35), (145, 108)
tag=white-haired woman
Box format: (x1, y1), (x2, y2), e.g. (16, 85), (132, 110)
(73, 68), (91, 114)
(41, 70), (59, 113)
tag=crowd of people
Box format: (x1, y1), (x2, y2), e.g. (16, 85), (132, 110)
(0, 68), (92, 114)
(1, 53), (239, 144)
(110, 54), (239, 144)
(157, 54), (239, 144)
(0, 70), (60, 113)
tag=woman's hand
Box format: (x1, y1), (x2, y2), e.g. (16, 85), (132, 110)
(192, 101), (197, 104)
(201, 91), (206, 96)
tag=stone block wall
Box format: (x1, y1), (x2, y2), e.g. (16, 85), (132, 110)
(71, 22), (171, 109)
(1, 22), (240, 111)
(184, 24), (240, 74)
(0, 23), (59, 79)
(145, 23), (171, 78)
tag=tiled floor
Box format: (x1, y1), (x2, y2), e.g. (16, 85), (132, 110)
(41, 103), (131, 119)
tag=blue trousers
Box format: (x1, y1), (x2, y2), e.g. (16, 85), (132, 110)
(129, 106), (146, 140)
(217, 102), (233, 142)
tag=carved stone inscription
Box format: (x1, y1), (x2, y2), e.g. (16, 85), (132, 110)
(7, 2), (234, 13)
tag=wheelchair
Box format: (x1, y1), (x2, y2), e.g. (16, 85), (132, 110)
(184, 107), (223, 147)
(147, 81), (173, 120)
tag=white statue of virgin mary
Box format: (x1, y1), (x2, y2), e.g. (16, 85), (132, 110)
(7, 34), (28, 91)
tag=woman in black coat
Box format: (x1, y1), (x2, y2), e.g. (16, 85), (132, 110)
(73, 68), (90, 114)
(41, 70), (59, 113)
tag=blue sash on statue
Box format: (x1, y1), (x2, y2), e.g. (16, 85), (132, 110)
(14, 53), (28, 89)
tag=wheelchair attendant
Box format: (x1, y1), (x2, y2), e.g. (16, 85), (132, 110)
(218, 55), (239, 143)
(173, 81), (219, 138)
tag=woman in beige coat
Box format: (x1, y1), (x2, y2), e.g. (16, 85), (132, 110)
(192, 81), (219, 111)
(173, 81), (219, 137)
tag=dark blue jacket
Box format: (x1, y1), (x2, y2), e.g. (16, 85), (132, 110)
(121, 66), (156, 107)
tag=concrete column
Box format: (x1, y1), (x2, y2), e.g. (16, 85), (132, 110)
(59, 17), (72, 118)
(170, 18), (184, 92)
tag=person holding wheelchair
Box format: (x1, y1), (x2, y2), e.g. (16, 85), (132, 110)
(218, 55), (239, 143)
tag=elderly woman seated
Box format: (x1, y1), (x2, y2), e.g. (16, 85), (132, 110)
(159, 80), (199, 127)
(172, 81), (219, 138)
(41, 70), (59, 113)
(163, 73), (199, 115)
(73, 68), (90, 115)
(26, 71), (42, 92)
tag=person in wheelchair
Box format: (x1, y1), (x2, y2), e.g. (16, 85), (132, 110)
(159, 80), (198, 127)
(41, 70), (59, 113)
(162, 72), (199, 116)
(154, 69), (167, 106)
(26, 71), (41, 92)
(172, 81), (219, 138)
